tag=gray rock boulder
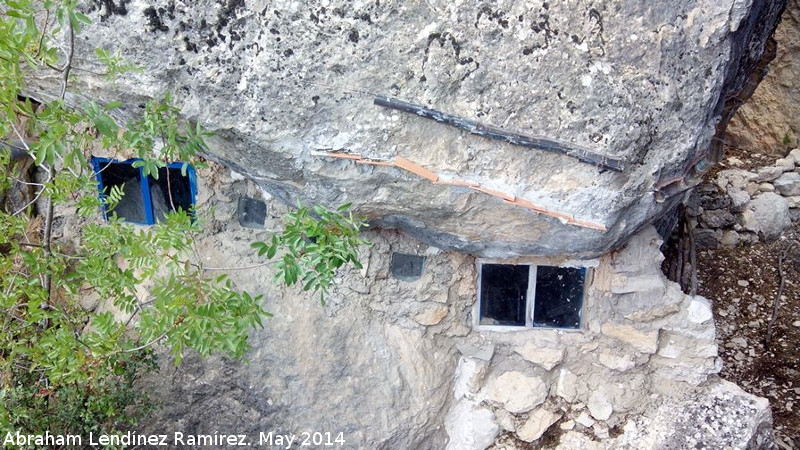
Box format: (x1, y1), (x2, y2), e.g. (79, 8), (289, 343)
(514, 344), (564, 371)
(24, 0), (786, 257)
(755, 166), (785, 183)
(641, 379), (774, 449)
(775, 157), (796, 171)
(700, 209), (737, 228)
(728, 189), (752, 212)
(517, 409), (561, 442)
(717, 169), (759, 192)
(789, 148), (800, 163)
(774, 171), (800, 196)
(721, 229), (741, 247)
(486, 371), (548, 414)
(695, 228), (720, 249)
(588, 389), (614, 421)
(553, 380), (773, 449)
(741, 192), (791, 241)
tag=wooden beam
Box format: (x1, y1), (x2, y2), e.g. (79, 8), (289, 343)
(374, 95), (625, 172)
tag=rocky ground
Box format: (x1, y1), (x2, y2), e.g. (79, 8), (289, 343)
(693, 146), (800, 449)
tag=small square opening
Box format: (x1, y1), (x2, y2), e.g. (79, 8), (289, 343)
(237, 196), (267, 229)
(390, 253), (426, 281)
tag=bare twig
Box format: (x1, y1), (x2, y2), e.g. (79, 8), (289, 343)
(9, 122), (31, 152)
(11, 181), (48, 216)
(117, 331), (169, 355)
(165, 159), (176, 212)
(688, 218), (698, 297)
(9, 176), (45, 187)
(58, 20), (74, 99)
(42, 201), (54, 299)
(42, 18), (74, 300)
(765, 245), (793, 349)
(34, 8), (50, 58)
(200, 261), (271, 272)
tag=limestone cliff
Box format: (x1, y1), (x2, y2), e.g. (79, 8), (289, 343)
(28, 0), (787, 257)
(727, 0), (800, 154)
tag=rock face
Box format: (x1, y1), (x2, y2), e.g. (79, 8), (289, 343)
(554, 380), (773, 450)
(727, 0), (800, 153)
(28, 0), (786, 257)
(34, 1), (784, 447)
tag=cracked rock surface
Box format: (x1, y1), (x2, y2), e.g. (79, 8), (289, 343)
(28, 0), (786, 257)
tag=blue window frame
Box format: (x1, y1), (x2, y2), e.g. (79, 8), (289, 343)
(91, 157), (197, 225)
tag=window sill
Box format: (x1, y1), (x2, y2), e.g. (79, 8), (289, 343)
(474, 324), (584, 333)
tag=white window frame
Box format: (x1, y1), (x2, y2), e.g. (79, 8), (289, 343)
(473, 259), (594, 332)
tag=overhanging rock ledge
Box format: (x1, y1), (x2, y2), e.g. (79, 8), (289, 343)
(28, 0), (787, 257)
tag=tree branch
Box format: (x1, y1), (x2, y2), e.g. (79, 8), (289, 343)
(58, 20), (74, 99)
(43, 17), (75, 301)
(34, 8), (50, 58)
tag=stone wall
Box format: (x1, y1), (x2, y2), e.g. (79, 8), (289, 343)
(58, 161), (771, 449)
(689, 148), (800, 249)
(446, 227), (747, 448)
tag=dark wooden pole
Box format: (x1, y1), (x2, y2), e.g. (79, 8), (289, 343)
(374, 95), (625, 172)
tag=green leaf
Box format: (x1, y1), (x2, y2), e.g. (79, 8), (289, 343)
(92, 110), (118, 137)
(251, 242), (268, 256)
(33, 143), (47, 166)
(104, 100), (123, 110)
(74, 12), (91, 25)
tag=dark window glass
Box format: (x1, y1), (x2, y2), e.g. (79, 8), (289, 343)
(97, 161), (147, 223)
(390, 253), (426, 281)
(480, 264), (529, 326)
(533, 266), (585, 328)
(237, 196), (267, 229)
(149, 167), (194, 222)
(93, 158), (196, 225)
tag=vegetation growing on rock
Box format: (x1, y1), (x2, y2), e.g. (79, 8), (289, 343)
(0, 0), (366, 438)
